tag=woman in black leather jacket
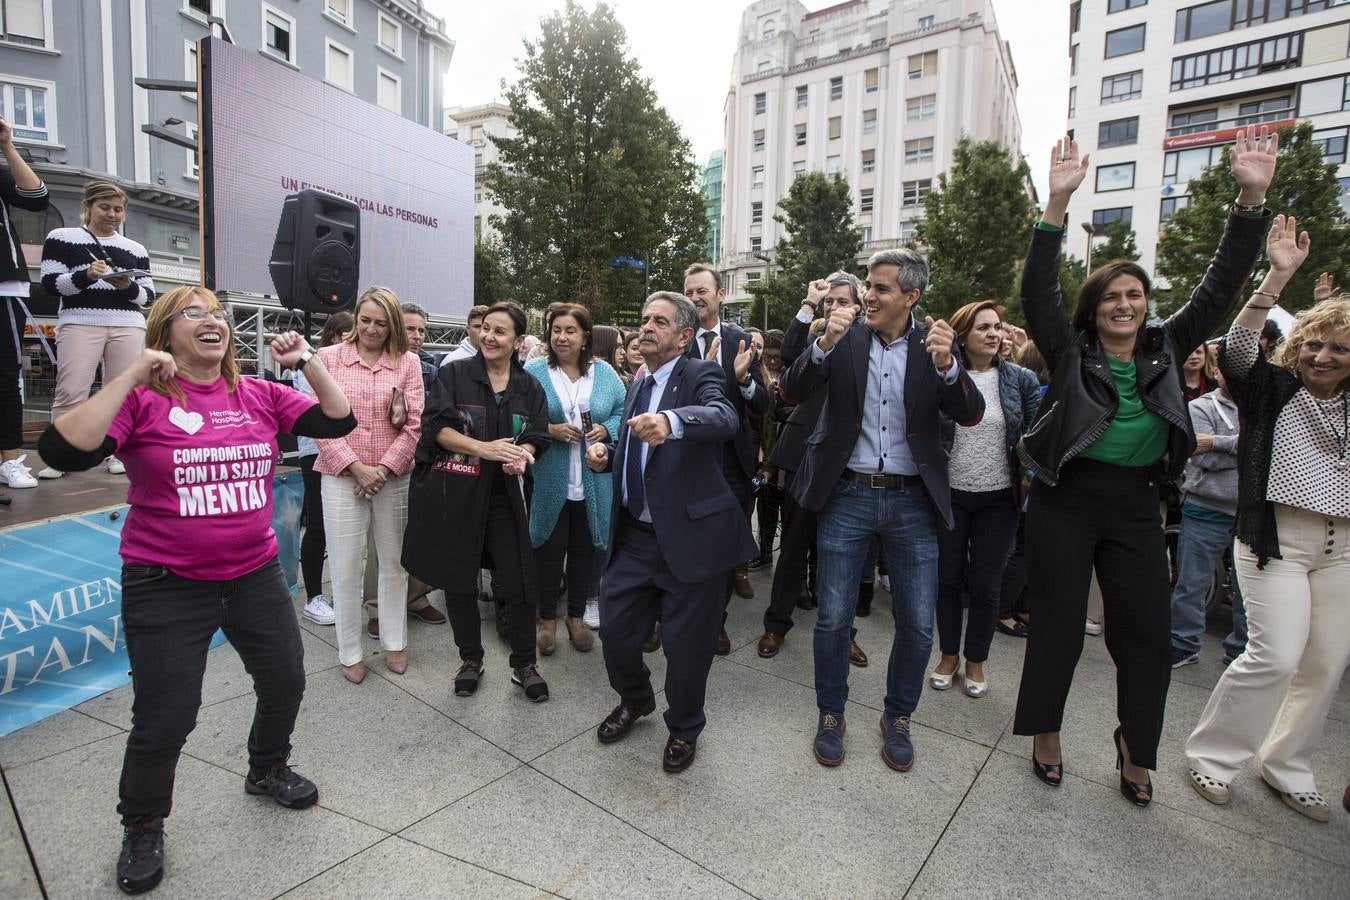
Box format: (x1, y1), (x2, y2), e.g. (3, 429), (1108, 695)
(1012, 130), (1276, 806)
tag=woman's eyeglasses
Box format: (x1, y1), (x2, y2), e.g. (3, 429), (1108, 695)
(171, 307), (229, 322)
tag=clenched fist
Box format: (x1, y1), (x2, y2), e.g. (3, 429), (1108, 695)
(586, 442), (609, 472)
(818, 306), (856, 352)
(923, 316), (956, 371)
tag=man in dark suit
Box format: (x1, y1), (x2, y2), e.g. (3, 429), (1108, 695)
(586, 291), (758, 773)
(682, 263), (767, 653)
(782, 249), (985, 772)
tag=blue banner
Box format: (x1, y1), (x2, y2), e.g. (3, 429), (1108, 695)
(0, 473), (306, 736)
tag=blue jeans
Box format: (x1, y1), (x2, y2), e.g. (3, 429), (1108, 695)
(1169, 512), (1247, 658)
(815, 479), (938, 719)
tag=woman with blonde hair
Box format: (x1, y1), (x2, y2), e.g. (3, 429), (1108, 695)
(37, 285), (355, 893)
(1186, 218), (1350, 822)
(315, 287), (424, 683)
(39, 180), (156, 478)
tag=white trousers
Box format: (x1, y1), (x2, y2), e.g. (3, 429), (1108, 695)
(1185, 504), (1350, 793)
(51, 323), (144, 422)
(321, 473), (409, 666)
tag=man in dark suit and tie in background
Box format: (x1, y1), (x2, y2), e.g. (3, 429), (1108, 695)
(586, 291), (758, 773)
(682, 263), (767, 654)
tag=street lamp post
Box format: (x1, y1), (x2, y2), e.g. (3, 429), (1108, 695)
(753, 252), (771, 330)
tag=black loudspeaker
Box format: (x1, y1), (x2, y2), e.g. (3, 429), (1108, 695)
(268, 189), (360, 313)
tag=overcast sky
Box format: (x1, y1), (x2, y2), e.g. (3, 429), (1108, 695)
(427, 0), (1068, 197)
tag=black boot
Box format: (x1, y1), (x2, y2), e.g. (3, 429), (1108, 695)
(857, 581), (874, 617)
(117, 817), (165, 894)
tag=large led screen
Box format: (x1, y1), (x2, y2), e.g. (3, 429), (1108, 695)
(200, 38), (473, 319)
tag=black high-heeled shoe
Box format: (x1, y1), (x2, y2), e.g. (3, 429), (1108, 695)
(1031, 737), (1063, 787)
(1114, 726), (1152, 807)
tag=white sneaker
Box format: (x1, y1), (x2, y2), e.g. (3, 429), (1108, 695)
(106, 456), (126, 475)
(583, 598), (600, 630)
(302, 595), (336, 625)
(0, 455), (38, 488)
(37, 466), (64, 479)
(879, 574), (891, 593)
(1085, 618), (1103, 636)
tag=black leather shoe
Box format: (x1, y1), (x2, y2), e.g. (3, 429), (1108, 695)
(597, 698), (656, 744)
(117, 817), (165, 895)
(641, 622), (661, 653)
(662, 736), (697, 772)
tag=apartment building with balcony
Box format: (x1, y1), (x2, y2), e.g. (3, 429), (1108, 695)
(719, 0), (1022, 304)
(445, 101), (515, 242)
(1065, 0), (1350, 274)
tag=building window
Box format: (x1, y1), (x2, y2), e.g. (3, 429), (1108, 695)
(793, 159), (806, 174)
(754, 129), (766, 151)
(187, 0), (211, 12)
(751, 201), (763, 225)
(747, 271), (762, 284)
(865, 68), (878, 93)
(1164, 145), (1223, 184)
(1098, 116), (1138, 148)
(908, 51), (937, 80)
(2, 0), (48, 47)
(1176, 0), (1341, 43)
(1070, 43), (1078, 76)
(325, 39), (354, 91)
(862, 109), (877, 135)
(794, 124), (806, 147)
(1237, 95), (1292, 124)
(0, 77), (53, 143)
(1105, 24), (1146, 59)
(901, 179), (931, 206)
(830, 76), (843, 101)
(752, 165), (765, 187)
(750, 236), (762, 253)
(828, 116), (841, 140)
(1300, 76), (1350, 115)
(1070, 1), (1081, 33)
(860, 225), (872, 243)
(325, 0), (350, 25)
(860, 188), (874, 214)
(1091, 206), (1132, 233)
(262, 5), (296, 65)
(906, 94), (936, 120)
(762, 19), (776, 38)
(754, 92), (766, 115)
(900, 220), (918, 243)
(1096, 162), (1136, 192)
(1169, 107), (1218, 135)
(1314, 126), (1349, 165)
(1101, 70), (1143, 104)
(826, 154), (841, 175)
(1108, 0), (1147, 11)
(861, 148), (875, 173)
(184, 40), (199, 99)
(904, 137), (934, 163)
(918, 15), (935, 29)
(1170, 32), (1302, 91)
(1068, 85), (1077, 119)
(378, 12), (402, 56)
(796, 85), (808, 108)
(377, 68), (401, 113)
(1160, 194), (1192, 225)
(1174, 0), (1231, 42)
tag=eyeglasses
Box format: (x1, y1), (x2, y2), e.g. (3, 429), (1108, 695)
(171, 307), (229, 322)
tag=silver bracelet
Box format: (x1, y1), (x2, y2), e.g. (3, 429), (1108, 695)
(1251, 289), (1279, 301)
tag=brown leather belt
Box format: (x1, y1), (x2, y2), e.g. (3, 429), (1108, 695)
(842, 469), (922, 489)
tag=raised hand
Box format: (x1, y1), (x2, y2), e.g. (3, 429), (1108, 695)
(818, 306), (856, 351)
(732, 339), (754, 383)
(269, 331), (313, 369)
(128, 349), (177, 386)
(923, 316), (956, 371)
(1230, 125), (1277, 204)
(1265, 214), (1309, 278)
(805, 278), (829, 310)
(1047, 135), (1089, 202)
(1313, 272), (1335, 303)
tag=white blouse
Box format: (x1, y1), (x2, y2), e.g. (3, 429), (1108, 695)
(548, 363), (594, 501)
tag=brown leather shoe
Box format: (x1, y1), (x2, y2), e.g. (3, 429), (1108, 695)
(715, 627), (732, 656)
(366, 617), (379, 638)
(409, 604), (446, 624)
(641, 622), (661, 653)
(734, 566), (755, 599)
(565, 615), (594, 652)
(597, 698), (656, 744)
(537, 618), (556, 656)
(662, 736), (697, 772)
(757, 631), (784, 658)
(849, 640), (869, 667)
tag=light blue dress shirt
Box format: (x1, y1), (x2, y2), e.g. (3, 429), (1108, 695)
(620, 354), (684, 521)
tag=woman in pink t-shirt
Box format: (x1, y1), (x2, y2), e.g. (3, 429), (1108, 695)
(38, 286), (355, 895)
(314, 287), (424, 684)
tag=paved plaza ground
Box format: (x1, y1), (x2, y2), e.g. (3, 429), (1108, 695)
(2, 471), (1347, 898)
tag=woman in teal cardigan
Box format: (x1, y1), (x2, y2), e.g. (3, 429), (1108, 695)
(524, 303), (625, 654)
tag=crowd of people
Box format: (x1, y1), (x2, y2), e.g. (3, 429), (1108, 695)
(8, 123), (1347, 895)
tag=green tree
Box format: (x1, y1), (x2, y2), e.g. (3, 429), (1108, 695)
(473, 235), (510, 306)
(914, 137), (1035, 319)
(1096, 218), (1140, 262)
(487, 2), (707, 325)
(747, 172), (862, 329)
(1058, 252), (1087, 311)
(1155, 122), (1348, 320)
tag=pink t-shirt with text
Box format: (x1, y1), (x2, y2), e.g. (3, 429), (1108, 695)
(107, 376), (316, 581)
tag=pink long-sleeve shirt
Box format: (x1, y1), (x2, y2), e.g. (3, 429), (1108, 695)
(314, 342), (423, 477)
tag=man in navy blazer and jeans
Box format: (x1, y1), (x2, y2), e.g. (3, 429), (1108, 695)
(586, 292), (758, 773)
(783, 249), (985, 772)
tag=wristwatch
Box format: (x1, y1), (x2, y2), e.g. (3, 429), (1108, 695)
(800, 298), (819, 311)
(294, 349), (315, 371)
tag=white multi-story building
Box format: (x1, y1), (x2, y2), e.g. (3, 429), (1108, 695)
(1066, 0), (1350, 275)
(719, 0), (1022, 303)
(444, 101), (515, 242)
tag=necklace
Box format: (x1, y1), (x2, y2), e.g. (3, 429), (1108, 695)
(1313, 391), (1349, 471)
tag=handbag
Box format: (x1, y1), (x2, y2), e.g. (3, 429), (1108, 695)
(388, 386), (408, 429)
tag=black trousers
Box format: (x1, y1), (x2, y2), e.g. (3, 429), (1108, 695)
(298, 455), (326, 600)
(536, 498), (595, 620)
(446, 491), (536, 669)
(117, 556), (304, 822)
(1012, 459), (1172, 769)
(721, 469), (754, 624)
(755, 480), (782, 557)
(0, 297), (25, 451)
(936, 487), (1019, 662)
(764, 475), (816, 635)
(999, 513), (1030, 620)
(601, 517), (724, 742)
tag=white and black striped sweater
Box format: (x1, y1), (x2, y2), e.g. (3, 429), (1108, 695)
(41, 226), (156, 327)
